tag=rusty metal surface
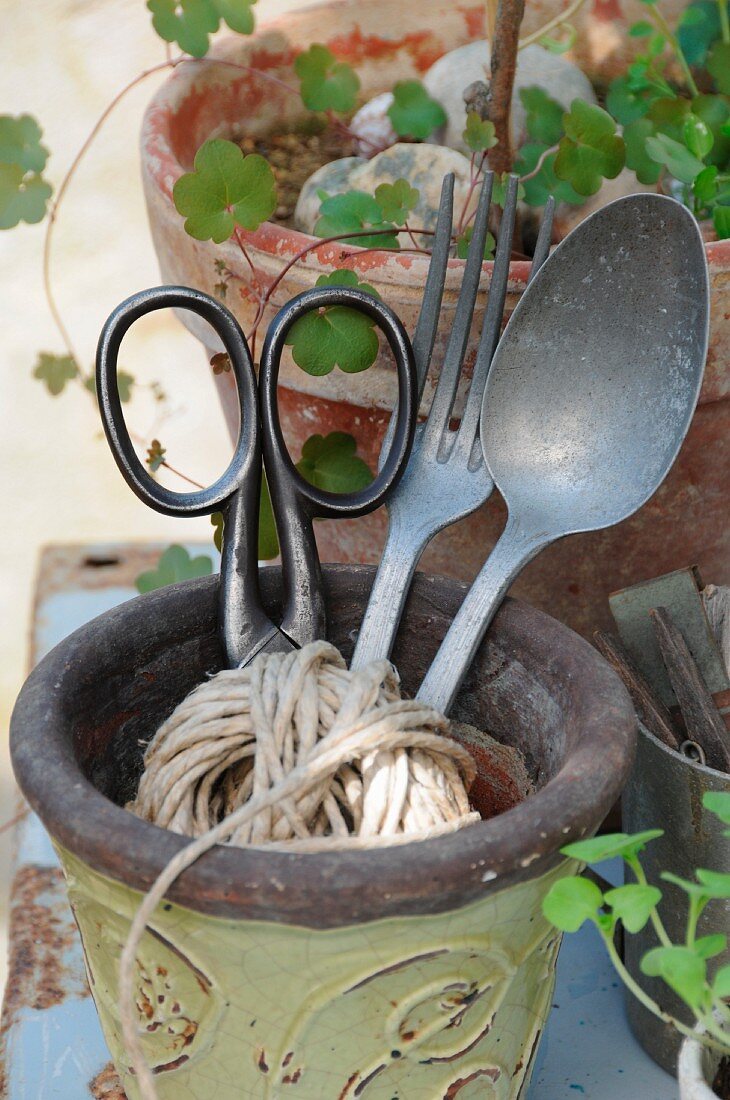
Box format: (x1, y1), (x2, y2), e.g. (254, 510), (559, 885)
(1, 544), (674, 1098)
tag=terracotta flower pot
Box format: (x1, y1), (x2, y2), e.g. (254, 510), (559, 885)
(11, 566), (635, 1100)
(141, 0), (730, 641)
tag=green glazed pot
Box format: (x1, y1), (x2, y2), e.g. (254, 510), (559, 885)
(11, 566), (636, 1099)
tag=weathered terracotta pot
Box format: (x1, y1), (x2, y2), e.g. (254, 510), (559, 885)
(11, 566), (635, 1100)
(141, 0), (730, 640)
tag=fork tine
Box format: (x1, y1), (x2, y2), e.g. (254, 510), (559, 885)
(412, 173), (454, 399)
(421, 169), (494, 451)
(528, 194), (554, 283)
(452, 172), (519, 461)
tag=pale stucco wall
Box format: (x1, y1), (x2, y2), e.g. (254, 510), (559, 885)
(0, 0), (313, 998)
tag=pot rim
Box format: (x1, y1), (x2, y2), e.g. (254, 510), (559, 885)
(140, 1), (730, 277)
(11, 566), (636, 927)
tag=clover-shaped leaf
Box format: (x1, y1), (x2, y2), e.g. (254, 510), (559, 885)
(147, 0), (220, 57)
(33, 353), (78, 396)
(0, 115), (49, 173)
(212, 0), (256, 35)
(173, 139), (276, 242)
(462, 111), (498, 152)
(542, 876), (604, 933)
(85, 370), (134, 403)
(314, 190), (399, 249)
(554, 100), (625, 196)
(285, 269), (381, 376)
(0, 163), (52, 229)
(514, 143), (582, 207)
(388, 81), (447, 140)
(604, 884), (662, 933)
(561, 830), (663, 864)
(640, 946), (709, 1012)
(624, 118), (663, 184)
(606, 75), (656, 125)
(683, 113), (714, 159)
(297, 431), (373, 494)
(692, 95), (730, 168)
(146, 439), (167, 473)
(136, 544), (213, 593)
(455, 224), (496, 260)
(490, 172), (526, 207)
(374, 179), (419, 225)
(708, 42), (730, 94)
(678, 0), (721, 65)
(520, 87), (564, 146)
(645, 133), (705, 183)
(295, 44), (360, 113)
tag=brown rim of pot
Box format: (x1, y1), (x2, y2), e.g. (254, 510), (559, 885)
(10, 566), (636, 929)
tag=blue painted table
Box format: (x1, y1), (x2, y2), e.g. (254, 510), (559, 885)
(0, 545), (678, 1098)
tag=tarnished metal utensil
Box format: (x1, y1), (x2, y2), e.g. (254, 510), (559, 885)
(418, 193), (710, 714)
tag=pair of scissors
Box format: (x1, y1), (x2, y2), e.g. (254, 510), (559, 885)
(96, 283), (417, 669)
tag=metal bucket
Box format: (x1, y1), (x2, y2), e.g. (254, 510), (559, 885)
(623, 723), (730, 1075)
(11, 565), (635, 1099)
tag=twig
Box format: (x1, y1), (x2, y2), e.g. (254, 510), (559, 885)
(487, 0), (526, 177)
(518, 0), (588, 50)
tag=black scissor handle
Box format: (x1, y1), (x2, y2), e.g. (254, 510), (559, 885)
(96, 285), (259, 518)
(259, 285), (418, 648)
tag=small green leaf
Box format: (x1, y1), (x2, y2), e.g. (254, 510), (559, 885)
(514, 143), (582, 207)
(604, 883), (662, 932)
(660, 871), (712, 902)
(374, 179), (420, 225)
(285, 269), (382, 376)
(519, 87), (565, 146)
(210, 351), (231, 374)
(606, 75), (655, 125)
(703, 791), (730, 824)
(678, 1), (722, 65)
(0, 163), (52, 229)
(211, 511), (224, 553)
(713, 965), (730, 999)
(647, 32), (667, 57)
(713, 205), (730, 239)
(645, 132), (706, 183)
(640, 945), (709, 1012)
(258, 474), (279, 560)
(388, 81), (447, 140)
(708, 42), (730, 94)
(146, 438), (166, 473)
(647, 96), (691, 142)
(561, 830), (663, 864)
(683, 113), (714, 159)
(173, 139), (276, 242)
(33, 352), (78, 396)
(542, 875), (604, 932)
(314, 190), (399, 249)
(462, 111), (498, 152)
(695, 869), (730, 898)
(296, 431), (373, 494)
(694, 164), (719, 204)
(0, 115), (49, 172)
(294, 44), (360, 113)
(554, 100), (625, 196)
(147, 0), (220, 57)
(135, 544), (213, 593)
(692, 95), (730, 167)
(212, 0), (256, 35)
(490, 172), (527, 207)
(695, 934), (727, 960)
(455, 224), (496, 259)
(629, 20), (654, 37)
(624, 118), (663, 184)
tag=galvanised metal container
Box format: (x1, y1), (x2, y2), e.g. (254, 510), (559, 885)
(623, 724), (730, 1076)
(11, 566), (635, 1099)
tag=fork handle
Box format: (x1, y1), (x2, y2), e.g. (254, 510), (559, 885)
(350, 515), (432, 670)
(417, 515), (551, 714)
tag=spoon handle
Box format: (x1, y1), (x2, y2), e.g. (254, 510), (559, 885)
(417, 515), (550, 714)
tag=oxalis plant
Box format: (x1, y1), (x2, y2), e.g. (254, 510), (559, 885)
(543, 790), (730, 1059)
(1, 0), (728, 586)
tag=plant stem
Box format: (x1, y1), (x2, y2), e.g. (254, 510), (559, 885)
(719, 0), (730, 44)
(518, 143), (559, 182)
(487, 0), (526, 177)
(602, 933), (730, 1056)
(648, 5), (700, 98)
(518, 0), (588, 50)
(627, 857), (673, 949)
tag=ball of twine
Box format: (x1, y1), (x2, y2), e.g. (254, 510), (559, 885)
(129, 639), (479, 850)
(121, 641), (478, 1100)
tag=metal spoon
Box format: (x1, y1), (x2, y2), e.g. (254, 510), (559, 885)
(418, 193), (710, 714)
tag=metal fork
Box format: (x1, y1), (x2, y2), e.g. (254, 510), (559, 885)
(351, 172), (555, 670)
